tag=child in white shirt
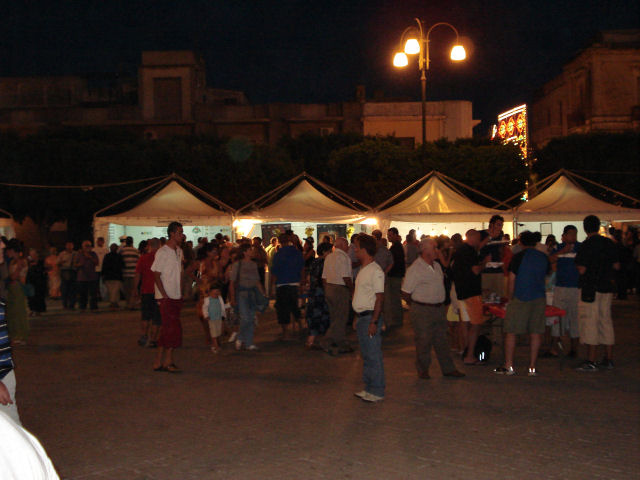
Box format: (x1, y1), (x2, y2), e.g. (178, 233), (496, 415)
(202, 284), (226, 353)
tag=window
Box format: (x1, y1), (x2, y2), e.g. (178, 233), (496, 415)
(153, 77), (182, 121)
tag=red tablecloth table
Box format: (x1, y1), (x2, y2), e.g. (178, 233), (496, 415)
(483, 303), (566, 320)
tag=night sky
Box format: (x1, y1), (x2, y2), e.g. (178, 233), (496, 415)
(1, 0), (638, 133)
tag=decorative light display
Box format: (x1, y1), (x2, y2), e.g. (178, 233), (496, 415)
(491, 104), (529, 159)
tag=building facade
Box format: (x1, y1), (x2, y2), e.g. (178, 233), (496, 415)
(531, 30), (640, 147)
(0, 50), (479, 145)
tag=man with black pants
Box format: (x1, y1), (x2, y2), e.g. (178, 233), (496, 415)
(271, 233), (305, 340)
(384, 227), (405, 329)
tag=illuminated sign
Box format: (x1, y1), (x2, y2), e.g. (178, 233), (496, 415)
(491, 104), (528, 158)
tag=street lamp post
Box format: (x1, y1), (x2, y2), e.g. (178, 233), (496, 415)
(393, 19), (466, 147)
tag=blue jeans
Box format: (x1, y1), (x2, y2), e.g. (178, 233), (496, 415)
(237, 287), (259, 346)
(356, 314), (385, 397)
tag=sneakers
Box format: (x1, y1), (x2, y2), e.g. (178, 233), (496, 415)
(353, 390), (367, 399)
(494, 366), (516, 376)
(235, 340), (242, 351)
(228, 332), (238, 343)
(596, 358), (614, 370)
(246, 345), (259, 351)
(576, 361), (598, 371)
(210, 347), (220, 354)
(528, 367), (538, 377)
(360, 392), (384, 403)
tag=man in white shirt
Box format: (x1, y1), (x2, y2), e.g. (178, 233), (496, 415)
(351, 234), (386, 403)
(0, 411), (60, 479)
(152, 222), (184, 373)
(320, 237), (353, 355)
(402, 238), (465, 379)
(93, 236), (109, 300)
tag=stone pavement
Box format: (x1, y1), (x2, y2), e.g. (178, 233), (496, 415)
(11, 298), (640, 480)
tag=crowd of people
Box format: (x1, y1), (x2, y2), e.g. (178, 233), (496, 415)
(0, 214), (638, 411)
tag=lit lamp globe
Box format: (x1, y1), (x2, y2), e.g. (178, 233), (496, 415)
(393, 52), (408, 67)
(450, 44), (466, 61)
(404, 38), (421, 54)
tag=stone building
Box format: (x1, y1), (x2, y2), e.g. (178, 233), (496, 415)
(0, 50), (479, 145)
(530, 30), (640, 147)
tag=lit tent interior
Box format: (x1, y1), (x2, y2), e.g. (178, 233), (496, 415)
(93, 173), (235, 246)
(512, 170), (640, 241)
(375, 171), (513, 239)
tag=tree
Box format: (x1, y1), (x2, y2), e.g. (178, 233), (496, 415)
(534, 132), (640, 204)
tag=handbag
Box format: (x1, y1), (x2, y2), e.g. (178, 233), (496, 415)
(581, 283), (596, 303)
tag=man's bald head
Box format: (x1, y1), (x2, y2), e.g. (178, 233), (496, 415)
(465, 229), (480, 247)
(334, 237), (349, 252)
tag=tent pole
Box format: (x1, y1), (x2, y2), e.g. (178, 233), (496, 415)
(436, 171), (512, 209)
(304, 173), (372, 211)
(501, 170), (561, 206)
(171, 173), (236, 213)
(237, 173), (305, 214)
(566, 170), (640, 205)
(375, 171), (435, 210)
(93, 176), (172, 217)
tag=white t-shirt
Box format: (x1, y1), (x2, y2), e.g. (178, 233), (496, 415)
(0, 410), (60, 479)
(93, 246), (109, 272)
(352, 261), (385, 313)
(322, 249), (352, 285)
(151, 245), (184, 300)
(402, 257), (445, 304)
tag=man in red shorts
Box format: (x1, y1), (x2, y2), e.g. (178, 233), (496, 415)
(152, 222), (184, 373)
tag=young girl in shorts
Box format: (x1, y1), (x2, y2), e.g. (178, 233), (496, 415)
(202, 282), (226, 353)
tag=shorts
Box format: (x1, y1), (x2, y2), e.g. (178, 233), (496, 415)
(141, 293), (162, 326)
(578, 292), (614, 346)
(459, 296), (484, 325)
(552, 286), (579, 338)
(482, 272), (505, 297)
(275, 285), (300, 325)
(504, 297), (546, 335)
(158, 298), (183, 349)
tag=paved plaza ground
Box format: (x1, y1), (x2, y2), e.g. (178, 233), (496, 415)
(11, 298), (640, 480)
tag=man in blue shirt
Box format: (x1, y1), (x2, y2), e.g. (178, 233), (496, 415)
(271, 233), (305, 340)
(494, 231), (550, 377)
(548, 225), (581, 357)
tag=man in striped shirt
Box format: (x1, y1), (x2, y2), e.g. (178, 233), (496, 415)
(119, 236), (140, 309)
(0, 299), (20, 425)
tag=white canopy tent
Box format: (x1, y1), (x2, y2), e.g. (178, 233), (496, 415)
(512, 170), (640, 241)
(0, 208), (15, 238)
(235, 172), (372, 241)
(93, 174), (235, 245)
(376, 171), (513, 238)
